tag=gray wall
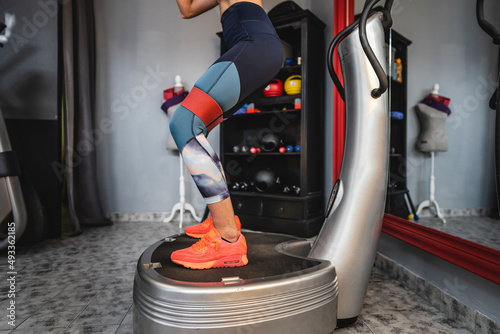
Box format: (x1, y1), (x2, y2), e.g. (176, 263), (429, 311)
(94, 0), (220, 214)
(355, 0), (499, 211)
(94, 0), (332, 215)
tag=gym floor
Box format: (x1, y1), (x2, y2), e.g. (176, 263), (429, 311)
(0, 218), (473, 334)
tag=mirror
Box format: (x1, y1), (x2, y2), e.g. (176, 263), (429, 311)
(355, 0), (500, 282)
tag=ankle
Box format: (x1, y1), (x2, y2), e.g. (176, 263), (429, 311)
(218, 228), (239, 243)
(212, 216), (239, 242)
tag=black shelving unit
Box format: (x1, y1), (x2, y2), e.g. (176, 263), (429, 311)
(386, 30), (413, 218)
(219, 10), (326, 237)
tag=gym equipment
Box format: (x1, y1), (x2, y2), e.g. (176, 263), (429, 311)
(284, 58), (298, 67)
(282, 184), (301, 196)
(476, 0), (500, 215)
(283, 144), (301, 153)
(294, 97), (302, 109)
(0, 110), (27, 249)
(390, 111), (404, 119)
(249, 147), (261, 154)
(246, 103), (259, 113)
(233, 142), (250, 154)
(284, 75), (302, 95)
(231, 181), (251, 192)
(134, 1), (392, 332)
(310, 0), (390, 321)
(253, 168), (280, 193)
(0, 20), (27, 249)
(240, 144), (249, 153)
(260, 132), (282, 152)
(263, 78), (284, 97)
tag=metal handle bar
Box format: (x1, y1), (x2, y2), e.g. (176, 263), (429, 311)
(476, 0), (500, 44)
(359, 0), (388, 98)
(328, 0), (394, 100)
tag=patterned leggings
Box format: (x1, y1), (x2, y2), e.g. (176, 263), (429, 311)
(169, 2), (282, 204)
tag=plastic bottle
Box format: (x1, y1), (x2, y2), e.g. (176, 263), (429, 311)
(395, 58), (403, 83)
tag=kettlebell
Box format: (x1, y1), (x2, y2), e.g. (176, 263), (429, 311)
(253, 168), (280, 193)
(284, 75), (301, 95)
(263, 78), (284, 97)
(260, 133), (281, 152)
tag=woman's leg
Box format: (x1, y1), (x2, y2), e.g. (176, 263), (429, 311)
(169, 94), (246, 268)
(169, 3), (283, 268)
(169, 81), (240, 242)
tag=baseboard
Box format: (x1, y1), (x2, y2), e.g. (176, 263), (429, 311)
(374, 252), (500, 334)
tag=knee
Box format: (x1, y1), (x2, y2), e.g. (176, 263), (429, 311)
(169, 105), (208, 150)
(169, 106), (192, 150)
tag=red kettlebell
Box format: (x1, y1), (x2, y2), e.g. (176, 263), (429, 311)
(263, 78), (283, 97)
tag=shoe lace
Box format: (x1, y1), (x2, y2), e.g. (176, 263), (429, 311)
(192, 233), (219, 253)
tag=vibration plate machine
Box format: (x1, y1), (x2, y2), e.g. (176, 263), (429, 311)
(134, 1), (393, 332)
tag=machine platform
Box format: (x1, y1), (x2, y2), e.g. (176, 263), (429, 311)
(134, 231), (338, 334)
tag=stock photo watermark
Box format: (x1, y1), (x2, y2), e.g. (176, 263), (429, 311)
(4, 0), (59, 53)
(5, 221), (17, 327)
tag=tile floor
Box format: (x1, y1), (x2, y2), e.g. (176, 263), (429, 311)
(0, 219), (474, 333)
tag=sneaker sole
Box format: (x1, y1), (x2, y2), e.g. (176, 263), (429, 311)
(172, 255), (248, 270)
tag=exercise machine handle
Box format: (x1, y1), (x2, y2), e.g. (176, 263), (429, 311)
(476, 0), (500, 44)
(328, 0), (394, 100)
(359, 0), (388, 98)
(476, 0), (499, 109)
(327, 19), (360, 101)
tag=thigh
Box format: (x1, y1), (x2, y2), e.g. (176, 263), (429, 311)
(194, 34), (283, 115)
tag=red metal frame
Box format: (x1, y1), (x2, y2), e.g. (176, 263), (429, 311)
(383, 214), (500, 284)
(333, 0), (354, 180)
(332, 0), (500, 284)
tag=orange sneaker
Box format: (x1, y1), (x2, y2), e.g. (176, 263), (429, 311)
(171, 227), (248, 270)
(185, 215), (241, 238)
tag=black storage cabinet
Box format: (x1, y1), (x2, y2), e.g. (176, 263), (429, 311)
(219, 10), (326, 237)
(385, 30), (412, 218)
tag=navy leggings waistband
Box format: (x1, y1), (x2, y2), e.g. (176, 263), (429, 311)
(221, 2), (278, 49)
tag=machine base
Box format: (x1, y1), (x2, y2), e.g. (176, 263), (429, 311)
(337, 316), (359, 328)
(133, 231), (338, 334)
